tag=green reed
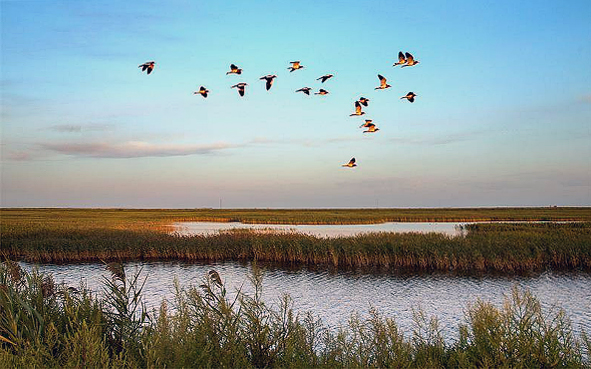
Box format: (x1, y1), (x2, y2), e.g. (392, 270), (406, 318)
(1, 262), (589, 368)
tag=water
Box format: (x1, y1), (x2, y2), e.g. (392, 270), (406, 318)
(24, 261), (591, 340)
(173, 221), (465, 237)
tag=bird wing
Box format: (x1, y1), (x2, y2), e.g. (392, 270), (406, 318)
(266, 79), (272, 90)
(238, 88), (245, 97)
(292, 61), (300, 68)
(230, 64), (238, 71)
(355, 101), (361, 114)
(147, 66), (153, 74)
(378, 74), (387, 87)
(349, 158), (356, 165)
(398, 51), (406, 63)
(405, 53), (414, 63)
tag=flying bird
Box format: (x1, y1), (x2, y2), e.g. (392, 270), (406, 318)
(393, 51), (406, 67)
(359, 119), (374, 128)
(226, 64), (243, 75)
(375, 74), (391, 90)
(350, 101), (365, 116)
(315, 89), (329, 95)
(138, 61), (155, 75)
(401, 52), (419, 68)
(231, 83), (248, 97)
(317, 74), (334, 83)
(401, 92), (417, 102)
(260, 74), (277, 91)
(342, 157), (357, 168)
(296, 87), (312, 95)
(194, 86), (209, 98)
(288, 61), (304, 72)
(358, 97), (370, 107)
(363, 125), (380, 133)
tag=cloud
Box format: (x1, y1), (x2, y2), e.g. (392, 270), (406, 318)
(4, 151), (33, 161)
(40, 141), (241, 158)
(248, 136), (366, 147)
(389, 130), (486, 146)
(48, 124), (114, 133)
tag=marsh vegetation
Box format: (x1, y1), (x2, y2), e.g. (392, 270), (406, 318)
(2, 210), (590, 272)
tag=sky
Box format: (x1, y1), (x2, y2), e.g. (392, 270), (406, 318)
(1, 0), (590, 208)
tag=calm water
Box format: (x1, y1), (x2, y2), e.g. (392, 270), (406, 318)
(24, 261), (591, 340)
(173, 221), (465, 237)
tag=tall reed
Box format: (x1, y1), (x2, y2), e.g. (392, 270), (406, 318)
(2, 222), (590, 272)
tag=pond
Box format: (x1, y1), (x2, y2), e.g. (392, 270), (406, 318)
(172, 221), (466, 237)
(24, 261), (591, 341)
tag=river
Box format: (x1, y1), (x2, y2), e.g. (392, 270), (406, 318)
(24, 260), (591, 341)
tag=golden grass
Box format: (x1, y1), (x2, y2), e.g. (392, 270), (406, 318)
(2, 209), (590, 272)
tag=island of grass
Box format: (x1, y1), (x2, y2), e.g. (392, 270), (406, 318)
(1, 207), (590, 272)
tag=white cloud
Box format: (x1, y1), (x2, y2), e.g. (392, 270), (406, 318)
(40, 141), (241, 158)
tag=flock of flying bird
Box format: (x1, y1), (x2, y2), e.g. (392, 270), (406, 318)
(138, 51), (420, 168)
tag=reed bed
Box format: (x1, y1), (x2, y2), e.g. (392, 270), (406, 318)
(1, 262), (589, 368)
(2, 220), (591, 272)
(2, 207), (591, 227)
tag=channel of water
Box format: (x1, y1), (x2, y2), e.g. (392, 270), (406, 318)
(24, 260), (591, 341)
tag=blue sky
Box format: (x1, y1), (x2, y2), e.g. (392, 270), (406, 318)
(1, 0), (590, 208)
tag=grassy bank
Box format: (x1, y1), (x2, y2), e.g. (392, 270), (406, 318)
(1, 262), (589, 368)
(2, 207), (591, 227)
(2, 219), (591, 272)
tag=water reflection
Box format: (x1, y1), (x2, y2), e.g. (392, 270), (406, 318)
(173, 221), (464, 237)
(23, 261), (591, 340)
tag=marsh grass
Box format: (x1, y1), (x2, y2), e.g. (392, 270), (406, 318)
(2, 207), (590, 227)
(2, 220), (591, 272)
(1, 262), (589, 368)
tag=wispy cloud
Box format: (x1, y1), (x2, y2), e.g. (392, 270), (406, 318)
(390, 130), (487, 146)
(40, 141), (241, 158)
(48, 124), (114, 133)
(4, 151), (33, 161)
(248, 135), (369, 147)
